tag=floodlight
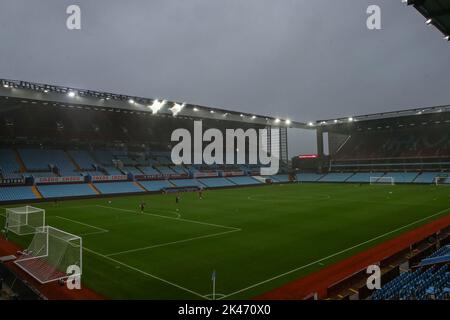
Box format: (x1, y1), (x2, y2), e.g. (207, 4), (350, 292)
(170, 102), (185, 116)
(67, 91), (76, 98)
(285, 119), (291, 125)
(149, 99), (166, 114)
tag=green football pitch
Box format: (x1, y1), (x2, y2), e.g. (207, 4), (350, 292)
(1, 183), (449, 299)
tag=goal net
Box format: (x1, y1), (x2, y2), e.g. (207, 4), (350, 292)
(14, 226), (82, 284)
(5, 206), (45, 235)
(434, 176), (448, 186)
(370, 176), (395, 185)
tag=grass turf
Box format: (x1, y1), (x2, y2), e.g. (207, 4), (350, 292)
(1, 183), (449, 299)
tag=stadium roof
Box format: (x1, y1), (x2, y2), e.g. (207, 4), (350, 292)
(404, 0), (450, 40)
(0, 79), (306, 129)
(314, 104), (450, 131)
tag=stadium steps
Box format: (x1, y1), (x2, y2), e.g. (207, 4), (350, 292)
(88, 182), (101, 195)
(252, 176), (268, 183)
(224, 178), (238, 185)
(14, 148), (27, 172)
(31, 186), (43, 199)
(65, 150), (82, 171)
(133, 181), (146, 191)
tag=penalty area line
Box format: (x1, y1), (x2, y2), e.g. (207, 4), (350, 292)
(96, 205), (240, 231)
(84, 246), (210, 300)
(218, 207), (450, 300)
(106, 228), (241, 257)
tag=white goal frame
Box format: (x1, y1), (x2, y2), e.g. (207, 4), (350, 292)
(434, 176), (448, 186)
(370, 176), (395, 185)
(14, 226), (83, 284)
(5, 206), (46, 235)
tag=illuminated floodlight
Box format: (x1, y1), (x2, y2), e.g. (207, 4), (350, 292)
(193, 107), (199, 112)
(170, 102), (185, 116)
(285, 119), (291, 125)
(348, 117), (354, 122)
(240, 114), (244, 117)
(44, 89), (49, 93)
(334, 119), (338, 123)
(210, 110), (215, 114)
(67, 91), (76, 98)
(252, 115), (257, 120)
(128, 99), (135, 104)
(149, 99), (166, 114)
(274, 118), (281, 123)
(307, 122), (314, 126)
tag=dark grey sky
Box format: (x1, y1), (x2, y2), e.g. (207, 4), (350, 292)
(0, 0), (449, 155)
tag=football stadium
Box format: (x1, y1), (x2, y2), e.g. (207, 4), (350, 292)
(0, 0), (449, 307)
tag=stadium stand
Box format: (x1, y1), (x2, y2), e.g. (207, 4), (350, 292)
(0, 148), (21, 174)
(296, 173), (324, 182)
(372, 265), (450, 300)
(94, 182), (144, 194)
(270, 175), (290, 183)
(414, 172), (448, 184)
(18, 148), (77, 175)
(37, 184), (97, 198)
(139, 180), (174, 191)
(92, 149), (115, 165)
(197, 178), (235, 188)
(169, 179), (205, 188)
(155, 166), (176, 175)
(227, 176), (262, 186)
(138, 166), (161, 176)
(372, 245), (450, 300)
(420, 246), (450, 267)
(319, 172), (354, 182)
(382, 172), (419, 184)
(345, 172), (384, 183)
(0, 186), (36, 201)
(103, 166), (124, 175)
(172, 165), (187, 174)
(67, 150), (96, 170)
(121, 166), (143, 176)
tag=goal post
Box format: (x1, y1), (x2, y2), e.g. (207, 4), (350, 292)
(14, 226), (82, 284)
(5, 206), (45, 235)
(434, 176), (448, 186)
(370, 176), (395, 185)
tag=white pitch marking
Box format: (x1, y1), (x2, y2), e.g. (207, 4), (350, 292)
(106, 229), (241, 257)
(83, 247), (209, 300)
(53, 216), (109, 233)
(219, 207), (450, 300)
(96, 205), (239, 230)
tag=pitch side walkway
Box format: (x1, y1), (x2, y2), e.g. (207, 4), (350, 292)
(256, 214), (450, 300)
(0, 235), (103, 300)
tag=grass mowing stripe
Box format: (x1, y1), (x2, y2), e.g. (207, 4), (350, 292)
(83, 246), (208, 300)
(219, 207), (450, 299)
(106, 228), (242, 257)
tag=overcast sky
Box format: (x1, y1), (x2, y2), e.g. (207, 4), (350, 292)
(0, 0), (449, 155)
